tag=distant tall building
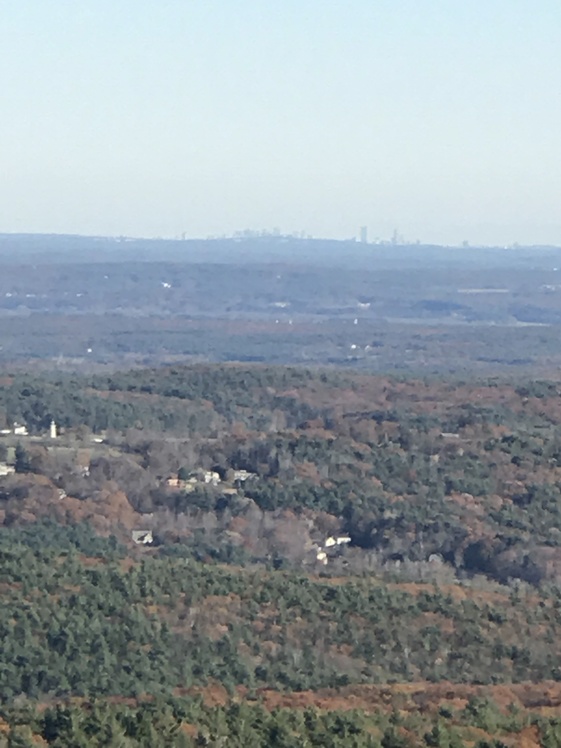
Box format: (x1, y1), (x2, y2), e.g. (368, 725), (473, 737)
(360, 226), (368, 244)
(50, 420), (57, 439)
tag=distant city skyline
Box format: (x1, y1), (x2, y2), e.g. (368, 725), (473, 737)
(2, 1), (561, 247)
(3, 226), (549, 250)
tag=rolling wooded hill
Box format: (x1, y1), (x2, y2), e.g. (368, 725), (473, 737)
(2, 364), (561, 745)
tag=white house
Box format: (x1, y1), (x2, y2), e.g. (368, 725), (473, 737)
(132, 530), (153, 545)
(336, 536), (351, 546)
(203, 471), (221, 486)
(233, 469), (256, 482)
(323, 535), (352, 551)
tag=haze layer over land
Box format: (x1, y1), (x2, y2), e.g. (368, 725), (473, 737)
(2, 0), (561, 245)
(1, 233), (561, 375)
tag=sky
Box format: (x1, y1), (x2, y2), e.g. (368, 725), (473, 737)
(1, 0), (560, 246)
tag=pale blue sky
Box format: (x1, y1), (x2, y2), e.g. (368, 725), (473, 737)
(1, 0), (560, 245)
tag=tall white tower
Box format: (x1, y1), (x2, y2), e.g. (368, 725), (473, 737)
(50, 420), (57, 439)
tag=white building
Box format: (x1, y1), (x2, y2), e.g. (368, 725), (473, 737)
(233, 469), (256, 483)
(132, 530), (153, 545)
(203, 471), (221, 486)
(324, 535), (351, 550)
(316, 551), (328, 565)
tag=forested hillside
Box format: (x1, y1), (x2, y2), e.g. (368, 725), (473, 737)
(3, 523), (561, 745)
(2, 365), (561, 584)
(2, 364), (561, 744)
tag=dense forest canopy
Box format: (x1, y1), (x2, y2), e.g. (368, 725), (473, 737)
(2, 363), (561, 744)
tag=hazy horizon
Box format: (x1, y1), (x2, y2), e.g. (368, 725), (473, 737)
(2, 1), (560, 247)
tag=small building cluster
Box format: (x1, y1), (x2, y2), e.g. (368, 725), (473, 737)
(0, 420), (58, 439)
(0, 422), (28, 437)
(166, 474), (200, 492)
(314, 535), (351, 565)
(166, 468), (257, 493)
